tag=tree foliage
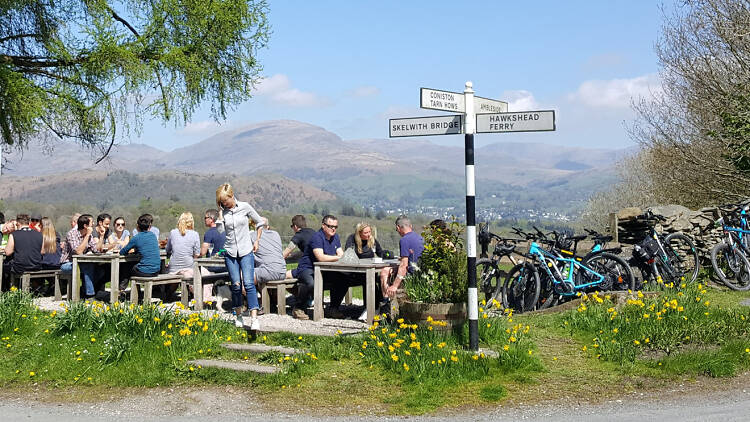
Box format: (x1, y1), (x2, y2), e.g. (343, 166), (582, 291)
(624, 0), (750, 208)
(0, 0), (269, 160)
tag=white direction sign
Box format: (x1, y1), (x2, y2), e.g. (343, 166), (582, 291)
(421, 88), (466, 113)
(474, 96), (508, 114)
(389, 115), (463, 138)
(476, 110), (556, 133)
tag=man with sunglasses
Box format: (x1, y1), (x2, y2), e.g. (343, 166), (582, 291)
(289, 214), (349, 319)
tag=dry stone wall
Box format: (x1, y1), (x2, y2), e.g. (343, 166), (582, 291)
(613, 204), (724, 264)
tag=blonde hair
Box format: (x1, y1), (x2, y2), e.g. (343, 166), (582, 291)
(177, 212), (194, 236)
(41, 217), (57, 254)
(354, 222), (376, 254)
(216, 183), (234, 209)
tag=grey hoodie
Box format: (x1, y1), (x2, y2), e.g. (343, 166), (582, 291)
(216, 199), (265, 258)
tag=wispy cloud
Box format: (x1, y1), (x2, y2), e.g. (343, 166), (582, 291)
(502, 90), (539, 111)
(254, 74), (331, 107)
(567, 74), (661, 109)
(177, 120), (231, 136)
(347, 85), (380, 98)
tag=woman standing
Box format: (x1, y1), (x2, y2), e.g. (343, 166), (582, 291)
(216, 183), (264, 330)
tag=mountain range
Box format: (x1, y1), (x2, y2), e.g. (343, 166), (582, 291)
(0, 120), (631, 218)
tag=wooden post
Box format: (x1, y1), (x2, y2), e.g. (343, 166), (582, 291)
(608, 212), (619, 243)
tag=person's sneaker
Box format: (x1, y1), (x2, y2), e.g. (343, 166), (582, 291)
(234, 314), (244, 328)
(250, 317), (260, 331)
(292, 308), (309, 320)
(305, 297), (314, 308)
(358, 309), (367, 322)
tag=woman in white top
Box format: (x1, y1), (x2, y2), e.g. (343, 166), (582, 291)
(215, 183), (264, 330)
(106, 217), (130, 251)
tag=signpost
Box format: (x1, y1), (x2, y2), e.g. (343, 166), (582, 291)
(390, 82), (556, 352)
(389, 115), (463, 137)
(476, 110), (555, 133)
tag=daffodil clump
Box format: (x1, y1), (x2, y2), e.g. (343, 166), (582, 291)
(565, 285), (750, 367)
(359, 312), (538, 382)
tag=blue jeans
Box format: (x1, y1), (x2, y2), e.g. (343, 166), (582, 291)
(60, 261), (99, 297)
(225, 253), (259, 311)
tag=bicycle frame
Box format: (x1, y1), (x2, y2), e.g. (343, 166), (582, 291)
(527, 241), (604, 296)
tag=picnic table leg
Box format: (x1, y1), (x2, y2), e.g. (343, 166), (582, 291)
(276, 283), (286, 315)
(181, 280), (189, 307)
(130, 280), (138, 303)
(54, 272), (62, 301)
(313, 266), (323, 321)
(71, 257), (80, 302)
(345, 287), (352, 305)
(144, 281), (153, 304)
(366, 268), (375, 325)
(0, 254), (4, 292)
(193, 263), (203, 311)
(21, 274), (30, 292)
(110, 258), (120, 304)
(260, 283), (270, 315)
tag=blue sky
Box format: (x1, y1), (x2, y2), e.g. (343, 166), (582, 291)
(136, 0), (669, 151)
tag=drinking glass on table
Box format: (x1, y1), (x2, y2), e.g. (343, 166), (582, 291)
(208, 244), (214, 257)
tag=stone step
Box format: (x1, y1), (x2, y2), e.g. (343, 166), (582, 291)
(220, 343), (307, 355)
(189, 359), (280, 374)
(252, 325), (364, 337)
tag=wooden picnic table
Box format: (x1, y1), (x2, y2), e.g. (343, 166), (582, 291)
(191, 256), (227, 310)
(71, 250), (167, 303)
(313, 259), (398, 325)
(0, 250), (4, 290)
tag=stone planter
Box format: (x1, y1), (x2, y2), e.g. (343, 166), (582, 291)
(399, 301), (467, 330)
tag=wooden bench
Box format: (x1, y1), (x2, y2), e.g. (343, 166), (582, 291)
(8, 270), (62, 296)
(130, 274), (186, 305)
(260, 278), (297, 315)
(259, 278), (355, 316)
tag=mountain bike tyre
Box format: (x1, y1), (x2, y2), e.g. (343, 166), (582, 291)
(663, 233), (700, 284)
(710, 242), (750, 291)
(477, 258), (503, 304)
(583, 252), (635, 291)
(501, 262), (541, 313)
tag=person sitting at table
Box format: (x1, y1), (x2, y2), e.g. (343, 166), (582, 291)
(60, 214), (103, 299)
(251, 217), (286, 284)
(3, 214), (43, 290)
(288, 214), (352, 320)
(345, 222), (383, 259)
(106, 217), (130, 250)
(119, 214), (162, 300)
(94, 213), (112, 252)
(29, 214), (42, 232)
(132, 215), (160, 239)
(201, 209), (225, 257)
(40, 217), (61, 270)
(282, 214), (315, 260)
(344, 222), (385, 321)
(380, 215), (424, 299)
(0, 212), (13, 248)
(166, 212), (200, 280)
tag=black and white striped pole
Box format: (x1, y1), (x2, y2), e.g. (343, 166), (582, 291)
(463, 81), (479, 351)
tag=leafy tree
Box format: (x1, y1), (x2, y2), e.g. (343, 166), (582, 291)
(1, 0), (269, 162)
(626, 0), (750, 207)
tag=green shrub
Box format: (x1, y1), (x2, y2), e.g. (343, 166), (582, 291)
(405, 221), (467, 303)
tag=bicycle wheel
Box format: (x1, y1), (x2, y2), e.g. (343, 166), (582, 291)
(501, 262), (540, 313)
(536, 270), (560, 309)
(477, 258), (502, 304)
(710, 242), (750, 291)
(663, 233), (700, 284)
(583, 252), (635, 291)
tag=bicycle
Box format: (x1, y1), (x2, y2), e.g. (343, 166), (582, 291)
(710, 204), (750, 291)
(631, 212), (700, 287)
(477, 223), (529, 307)
(509, 226), (634, 310)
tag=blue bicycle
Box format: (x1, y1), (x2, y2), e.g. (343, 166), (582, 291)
(710, 204), (750, 290)
(504, 227), (634, 312)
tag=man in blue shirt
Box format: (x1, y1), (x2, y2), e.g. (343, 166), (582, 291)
(381, 215), (424, 298)
(200, 209), (225, 257)
(289, 214), (351, 319)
